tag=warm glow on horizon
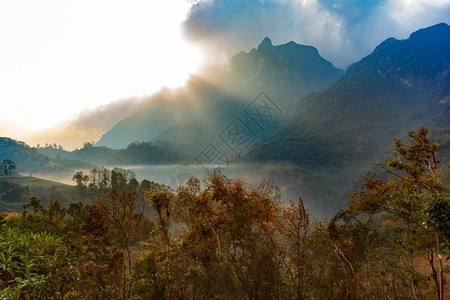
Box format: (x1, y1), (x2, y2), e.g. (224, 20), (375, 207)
(0, 0), (204, 147)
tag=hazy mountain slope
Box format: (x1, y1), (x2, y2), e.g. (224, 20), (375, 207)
(248, 23), (450, 212)
(98, 38), (343, 151)
(96, 76), (223, 149)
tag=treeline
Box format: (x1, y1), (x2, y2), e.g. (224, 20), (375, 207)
(71, 167), (163, 204)
(0, 128), (449, 299)
(37, 141), (194, 166)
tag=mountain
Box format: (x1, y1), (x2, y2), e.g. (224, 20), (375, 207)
(248, 23), (450, 212)
(96, 77), (222, 149)
(96, 38), (343, 151)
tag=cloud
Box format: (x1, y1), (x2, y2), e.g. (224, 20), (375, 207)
(67, 97), (144, 132)
(183, 0), (450, 68)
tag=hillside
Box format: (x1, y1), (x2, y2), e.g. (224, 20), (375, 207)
(0, 138), (78, 178)
(0, 175), (78, 212)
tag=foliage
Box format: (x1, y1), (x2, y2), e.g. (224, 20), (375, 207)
(1, 127), (449, 299)
(349, 127), (449, 299)
(0, 225), (78, 299)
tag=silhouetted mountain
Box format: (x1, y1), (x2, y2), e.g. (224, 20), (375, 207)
(96, 77), (221, 149)
(248, 23), (450, 212)
(97, 38), (343, 151)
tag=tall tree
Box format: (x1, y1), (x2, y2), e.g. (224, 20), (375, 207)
(349, 127), (449, 299)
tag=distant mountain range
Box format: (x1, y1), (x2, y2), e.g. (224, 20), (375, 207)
(248, 23), (450, 211)
(251, 22), (449, 164)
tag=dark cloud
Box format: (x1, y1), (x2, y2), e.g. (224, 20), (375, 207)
(183, 0), (450, 68)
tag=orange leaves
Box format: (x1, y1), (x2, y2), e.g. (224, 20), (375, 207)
(279, 198), (309, 240)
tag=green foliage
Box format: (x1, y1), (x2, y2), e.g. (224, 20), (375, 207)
(0, 225), (78, 298)
(425, 195), (450, 254)
(131, 253), (166, 300)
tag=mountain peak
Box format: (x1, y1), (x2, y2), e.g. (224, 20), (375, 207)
(408, 22), (449, 42)
(258, 37), (273, 49)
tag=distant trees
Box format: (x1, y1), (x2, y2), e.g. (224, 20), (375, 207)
(71, 167), (139, 202)
(82, 141), (95, 149)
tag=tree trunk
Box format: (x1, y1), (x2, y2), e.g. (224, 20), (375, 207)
(436, 233), (444, 300)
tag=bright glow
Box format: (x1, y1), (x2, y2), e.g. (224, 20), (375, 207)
(0, 0), (203, 138)
(386, 0), (450, 21)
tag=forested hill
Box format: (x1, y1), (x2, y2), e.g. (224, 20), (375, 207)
(37, 141), (194, 166)
(248, 23), (450, 211)
(0, 137), (193, 181)
(0, 137), (78, 177)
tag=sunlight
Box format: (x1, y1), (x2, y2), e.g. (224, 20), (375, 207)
(0, 1), (204, 136)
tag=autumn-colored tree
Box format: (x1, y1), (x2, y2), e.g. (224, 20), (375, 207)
(349, 127), (448, 299)
(100, 189), (151, 299)
(277, 199), (310, 299)
(79, 203), (125, 299)
(147, 189), (173, 259)
(173, 173), (283, 299)
(81, 204), (111, 260)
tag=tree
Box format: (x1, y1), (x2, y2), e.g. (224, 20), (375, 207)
(277, 199), (310, 299)
(147, 189), (173, 259)
(100, 190), (151, 299)
(79, 204), (125, 298)
(72, 171), (89, 194)
(66, 201), (90, 236)
(1, 159), (16, 176)
(349, 127), (448, 299)
(173, 173), (283, 299)
(81, 204), (111, 260)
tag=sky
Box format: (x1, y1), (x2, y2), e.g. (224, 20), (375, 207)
(1, 0), (449, 149)
(0, 0), (203, 147)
